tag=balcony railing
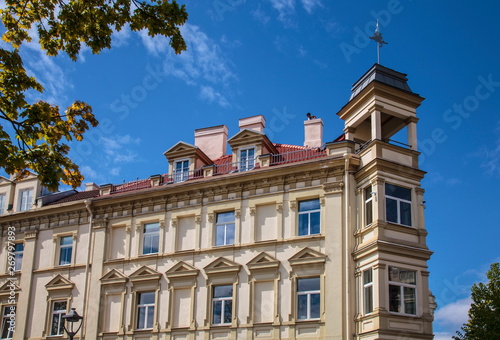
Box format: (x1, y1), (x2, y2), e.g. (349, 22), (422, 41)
(109, 147), (327, 195)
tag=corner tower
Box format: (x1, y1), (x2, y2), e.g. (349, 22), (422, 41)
(338, 64), (434, 339)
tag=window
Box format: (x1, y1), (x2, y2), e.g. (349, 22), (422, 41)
(136, 292), (155, 329)
(365, 186), (373, 226)
(142, 222), (159, 255)
(59, 236), (72, 265)
(212, 285), (233, 325)
(297, 277), (320, 320)
(0, 194), (5, 215)
(298, 199), (320, 236)
(239, 148), (255, 172)
(388, 266), (417, 315)
(18, 189), (32, 212)
(1, 306), (15, 339)
(174, 160), (189, 183)
(14, 243), (23, 271)
(50, 301), (67, 335)
(215, 212), (235, 246)
(385, 183), (412, 226)
(363, 269), (373, 314)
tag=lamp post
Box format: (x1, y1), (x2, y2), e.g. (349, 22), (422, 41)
(62, 308), (83, 340)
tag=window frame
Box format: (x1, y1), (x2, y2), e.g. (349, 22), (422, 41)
(49, 300), (67, 336)
(18, 188), (33, 212)
(211, 285), (233, 325)
(141, 222), (160, 255)
(388, 266), (417, 315)
(13, 243), (23, 272)
(297, 198), (321, 236)
(296, 277), (321, 321)
(364, 186), (374, 227)
(239, 147), (256, 172)
(215, 211), (235, 247)
(0, 305), (15, 339)
(173, 159), (190, 183)
(136, 291), (155, 330)
(363, 269), (373, 315)
(385, 183), (412, 227)
(58, 235), (73, 266)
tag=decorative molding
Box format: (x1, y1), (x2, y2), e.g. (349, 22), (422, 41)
(355, 188), (363, 196)
(373, 263), (386, 270)
(92, 218), (108, 229)
(323, 181), (344, 193)
(204, 257), (241, 277)
(72, 233), (78, 241)
(247, 252), (280, 272)
(276, 202), (283, 213)
(290, 201), (297, 210)
(125, 224), (131, 233)
(208, 213), (214, 223)
(129, 266), (162, 284)
(165, 261), (199, 282)
(234, 209), (241, 218)
(249, 207), (256, 216)
(52, 236), (57, 243)
(24, 230), (38, 240)
(159, 221), (165, 229)
(289, 247), (326, 267)
(171, 218), (178, 228)
(320, 197), (326, 206)
(370, 177), (385, 186)
(46, 274), (74, 292)
(101, 269), (128, 286)
(195, 215), (201, 224)
(415, 188), (425, 195)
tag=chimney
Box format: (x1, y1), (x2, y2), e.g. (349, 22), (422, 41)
(194, 125), (228, 160)
(85, 182), (100, 191)
(238, 115), (266, 133)
(304, 118), (323, 148)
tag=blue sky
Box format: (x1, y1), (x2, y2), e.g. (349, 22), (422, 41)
(3, 1), (500, 338)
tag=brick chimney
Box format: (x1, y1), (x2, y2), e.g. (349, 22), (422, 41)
(304, 118), (323, 148)
(238, 115), (266, 133)
(194, 125), (228, 160)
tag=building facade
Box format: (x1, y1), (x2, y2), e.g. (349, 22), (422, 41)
(0, 64), (435, 340)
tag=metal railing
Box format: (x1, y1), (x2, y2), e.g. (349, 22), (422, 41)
(269, 148), (326, 165)
(213, 161), (258, 175)
(111, 178), (151, 194)
(162, 168), (204, 184)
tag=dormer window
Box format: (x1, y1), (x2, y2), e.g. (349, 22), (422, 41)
(174, 159), (189, 183)
(18, 189), (33, 212)
(239, 148), (255, 172)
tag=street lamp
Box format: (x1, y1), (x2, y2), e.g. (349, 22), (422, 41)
(62, 308), (83, 340)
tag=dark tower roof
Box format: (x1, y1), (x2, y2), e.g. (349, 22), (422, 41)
(349, 63), (414, 101)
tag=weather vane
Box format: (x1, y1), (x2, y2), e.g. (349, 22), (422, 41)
(369, 20), (388, 64)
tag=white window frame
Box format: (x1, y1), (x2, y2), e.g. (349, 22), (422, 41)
(363, 269), (373, 314)
(297, 199), (321, 236)
(388, 266), (417, 315)
(212, 285), (233, 325)
(142, 222), (160, 255)
(18, 188), (33, 212)
(0, 305), (15, 339)
(50, 300), (67, 336)
(173, 159), (190, 183)
(365, 186), (374, 227)
(385, 183), (412, 226)
(215, 211), (235, 246)
(136, 291), (155, 330)
(0, 194), (6, 215)
(239, 147), (255, 172)
(13, 243), (23, 272)
(296, 277), (321, 320)
(58, 235), (73, 266)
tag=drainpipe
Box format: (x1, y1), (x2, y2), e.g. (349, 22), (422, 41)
(82, 199), (93, 337)
(343, 153), (355, 339)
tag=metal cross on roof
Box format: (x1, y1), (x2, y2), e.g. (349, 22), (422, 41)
(369, 20), (388, 64)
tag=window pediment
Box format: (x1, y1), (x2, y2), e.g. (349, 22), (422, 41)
(129, 266), (161, 284)
(204, 257), (241, 277)
(289, 247), (326, 267)
(0, 281), (20, 297)
(247, 252), (279, 272)
(166, 261), (199, 280)
(228, 129), (278, 154)
(100, 269), (128, 285)
(46, 274), (74, 292)
(164, 142), (212, 164)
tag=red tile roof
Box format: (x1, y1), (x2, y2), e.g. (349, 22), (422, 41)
(46, 190), (100, 206)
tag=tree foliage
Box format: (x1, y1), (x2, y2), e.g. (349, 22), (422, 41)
(453, 263), (500, 339)
(0, 0), (188, 190)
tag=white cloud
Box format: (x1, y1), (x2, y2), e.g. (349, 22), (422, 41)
(138, 23), (236, 107)
(300, 0), (322, 14)
(252, 4), (271, 25)
(435, 297), (471, 330)
(268, 0), (296, 26)
(112, 25), (132, 48)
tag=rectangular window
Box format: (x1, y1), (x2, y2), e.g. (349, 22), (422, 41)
(212, 285), (233, 325)
(142, 222), (159, 255)
(174, 160), (189, 183)
(365, 186), (373, 226)
(239, 148), (255, 172)
(50, 301), (67, 336)
(1, 306), (15, 339)
(298, 199), (320, 236)
(18, 189), (33, 212)
(0, 194), (5, 215)
(59, 236), (72, 265)
(385, 183), (412, 226)
(137, 292), (155, 329)
(297, 277), (320, 320)
(388, 266), (417, 315)
(215, 212), (235, 246)
(14, 243), (23, 271)
(363, 269), (373, 314)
